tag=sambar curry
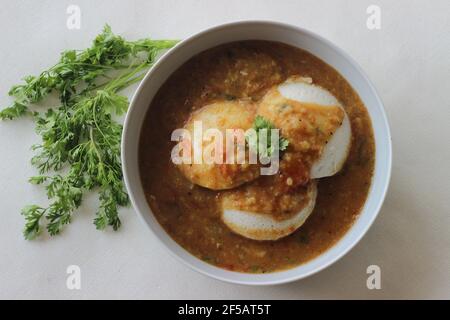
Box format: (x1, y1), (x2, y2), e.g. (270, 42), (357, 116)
(138, 41), (375, 273)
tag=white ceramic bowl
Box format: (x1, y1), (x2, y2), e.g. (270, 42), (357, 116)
(121, 21), (392, 285)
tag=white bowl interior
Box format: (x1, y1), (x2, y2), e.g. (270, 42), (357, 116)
(122, 21), (392, 285)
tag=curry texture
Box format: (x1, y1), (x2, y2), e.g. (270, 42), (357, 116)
(139, 41), (375, 273)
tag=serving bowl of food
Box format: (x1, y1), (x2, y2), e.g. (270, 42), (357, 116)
(121, 21), (392, 285)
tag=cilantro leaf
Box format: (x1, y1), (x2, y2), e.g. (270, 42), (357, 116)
(1, 25), (178, 239)
(246, 115), (289, 158)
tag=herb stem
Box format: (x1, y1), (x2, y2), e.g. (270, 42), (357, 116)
(1, 24), (178, 239)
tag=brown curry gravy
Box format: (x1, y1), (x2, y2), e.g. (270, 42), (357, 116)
(139, 41), (375, 273)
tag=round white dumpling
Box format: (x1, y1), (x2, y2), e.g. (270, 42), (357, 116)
(258, 76), (352, 179)
(220, 180), (317, 241)
(177, 100), (260, 190)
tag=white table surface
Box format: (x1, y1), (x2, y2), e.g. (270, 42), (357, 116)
(0, 0), (449, 299)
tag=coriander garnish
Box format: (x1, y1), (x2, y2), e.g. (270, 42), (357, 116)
(246, 115), (289, 158)
(0, 25), (178, 239)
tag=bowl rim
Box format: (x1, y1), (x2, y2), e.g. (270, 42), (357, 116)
(121, 20), (392, 285)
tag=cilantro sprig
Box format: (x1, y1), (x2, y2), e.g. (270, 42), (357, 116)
(0, 25), (178, 239)
(246, 115), (289, 158)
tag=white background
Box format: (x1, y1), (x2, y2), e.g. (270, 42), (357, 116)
(0, 0), (449, 299)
